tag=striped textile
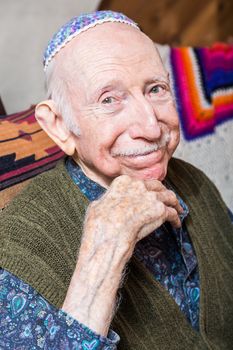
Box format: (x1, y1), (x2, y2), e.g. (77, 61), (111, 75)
(170, 43), (233, 140)
(0, 106), (64, 191)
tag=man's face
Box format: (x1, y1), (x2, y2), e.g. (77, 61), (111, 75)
(58, 23), (180, 187)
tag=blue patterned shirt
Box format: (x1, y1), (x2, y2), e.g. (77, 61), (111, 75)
(0, 269), (118, 349)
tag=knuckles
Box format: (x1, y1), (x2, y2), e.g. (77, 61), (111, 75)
(111, 175), (146, 193)
(167, 190), (178, 203)
(156, 201), (166, 217)
(111, 174), (132, 186)
(167, 189), (177, 199)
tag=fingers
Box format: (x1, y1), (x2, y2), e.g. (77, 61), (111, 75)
(150, 189), (183, 228)
(137, 204), (181, 241)
(144, 180), (183, 215)
(144, 179), (165, 192)
(156, 190), (183, 215)
(165, 206), (181, 228)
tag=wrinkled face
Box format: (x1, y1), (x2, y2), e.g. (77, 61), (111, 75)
(58, 23), (180, 187)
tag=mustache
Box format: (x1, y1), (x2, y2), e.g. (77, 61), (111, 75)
(111, 132), (171, 157)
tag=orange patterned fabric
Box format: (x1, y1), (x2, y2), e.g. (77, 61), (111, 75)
(0, 106), (64, 191)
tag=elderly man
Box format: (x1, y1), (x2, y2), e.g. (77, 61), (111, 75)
(1, 11), (233, 349)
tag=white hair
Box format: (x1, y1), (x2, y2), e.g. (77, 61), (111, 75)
(45, 59), (81, 136)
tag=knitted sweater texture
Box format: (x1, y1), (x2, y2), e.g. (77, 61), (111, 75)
(1, 158), (233, 349)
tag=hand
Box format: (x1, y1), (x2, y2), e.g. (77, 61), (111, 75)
(84, 175), (183, 256)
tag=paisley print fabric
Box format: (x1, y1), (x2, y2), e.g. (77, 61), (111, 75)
(0, 269), (118, 349)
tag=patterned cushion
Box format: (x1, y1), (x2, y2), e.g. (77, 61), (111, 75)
(0, 105), (64, 207)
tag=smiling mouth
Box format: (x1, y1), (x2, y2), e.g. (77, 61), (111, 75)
(111, 132), (171, 159)
(116, 146), (165, 170)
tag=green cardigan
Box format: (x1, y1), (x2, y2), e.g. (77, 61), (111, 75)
(1, 158), (233, 349)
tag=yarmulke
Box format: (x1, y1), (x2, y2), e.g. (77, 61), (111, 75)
(43, 10), (139, 71)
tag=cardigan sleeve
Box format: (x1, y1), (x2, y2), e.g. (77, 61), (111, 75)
(0, 268), (119, 349)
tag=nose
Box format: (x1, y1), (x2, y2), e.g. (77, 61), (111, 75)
(128, 94), (162, 141)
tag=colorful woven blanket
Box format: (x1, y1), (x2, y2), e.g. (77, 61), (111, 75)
(170, 43), (233, 140)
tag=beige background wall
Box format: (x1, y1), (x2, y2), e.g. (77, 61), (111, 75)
(0, 0), (101, 113)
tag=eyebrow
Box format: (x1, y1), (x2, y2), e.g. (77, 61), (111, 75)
(90, 80), (122, 101)
(146, 73), (170, 84)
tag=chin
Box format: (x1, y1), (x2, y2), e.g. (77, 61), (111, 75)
(131, 162), (168, 181)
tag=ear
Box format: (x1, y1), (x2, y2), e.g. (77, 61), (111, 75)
(35, 100), (76, 155)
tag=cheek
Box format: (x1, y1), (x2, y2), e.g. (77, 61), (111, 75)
(93, 118), (127, 150)
(158, 103), (180, 153)
(160, 103), (180, 133)
(77, 122), (122, 160)
(167, 126), (180, 156)
(161, 101), (179, 121)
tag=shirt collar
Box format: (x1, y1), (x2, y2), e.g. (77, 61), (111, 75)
(66, 157), (105, 201)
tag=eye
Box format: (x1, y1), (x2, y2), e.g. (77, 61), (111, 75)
(150, 85), (166, 94)
(102, 96), (116, 104)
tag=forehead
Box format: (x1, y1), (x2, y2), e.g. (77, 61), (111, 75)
(56, 22), (166, 89)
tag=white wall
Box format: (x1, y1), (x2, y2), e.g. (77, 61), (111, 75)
(0, 0), (101, 113)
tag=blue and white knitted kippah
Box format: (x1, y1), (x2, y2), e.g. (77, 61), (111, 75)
(43, 10), (139, 71)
